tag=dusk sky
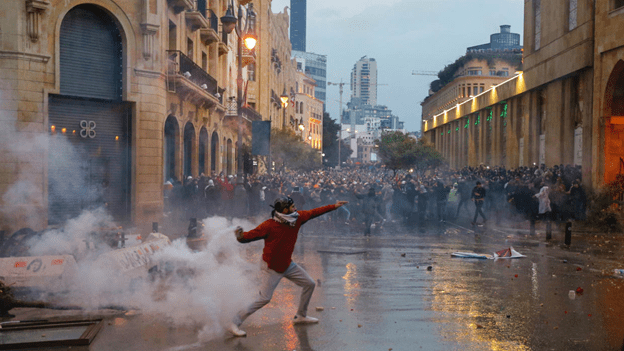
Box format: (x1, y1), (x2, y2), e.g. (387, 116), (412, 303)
(271, 0), (524, 132)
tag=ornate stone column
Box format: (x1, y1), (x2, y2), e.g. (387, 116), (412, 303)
(26, 0), (49, 43)
(140, 23), (159, 61)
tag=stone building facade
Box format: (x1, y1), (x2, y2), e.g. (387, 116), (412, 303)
(421, 57), (521, 122)
(0, 0), (303, 234)
(592, 0), (624, 185)
(253, 5), (296, 132)
(294, 70), (323, 150)
(421, 25), (523, 123)
(423, 0), (624, 190)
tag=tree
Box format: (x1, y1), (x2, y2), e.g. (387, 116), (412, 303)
(322, 112), (351, 167)
(270, 128), (321, 173)
(376, 131), (417, 175)
(412, 138), (445, 175)
(429, 51), (523, 93)
(376, 131), (444, 176)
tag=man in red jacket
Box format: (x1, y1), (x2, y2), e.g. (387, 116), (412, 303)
(228, 196), (348, 337)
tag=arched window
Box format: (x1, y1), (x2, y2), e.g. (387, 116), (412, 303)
(211, 131), (219, 173)
(199, 127), (208, 175)
(226, 139), (233, 175)
(60, 5), (122, 100)
(184, 123), (195, 177)
(164, 116), (180, 181)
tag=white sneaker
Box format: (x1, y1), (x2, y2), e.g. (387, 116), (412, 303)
(227, 323), (247, 337)
(293, 315), (319, 324)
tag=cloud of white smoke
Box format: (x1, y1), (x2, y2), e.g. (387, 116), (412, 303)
(25, 213), (262, 339)
(1, 89), (263, 339)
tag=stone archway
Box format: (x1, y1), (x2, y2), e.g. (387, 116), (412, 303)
(183, 122), (195, 178)
(199, 127), (208, 176)
(603, 60), (624, 184)
(211, 131), (219, 174)
(226, 139), (233, 176)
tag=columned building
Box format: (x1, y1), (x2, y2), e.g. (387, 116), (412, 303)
(423, 0), (624, 190)
(592, 0), (624, 185)
(0, 0), (280, 234)
(421, 26), (523, 122)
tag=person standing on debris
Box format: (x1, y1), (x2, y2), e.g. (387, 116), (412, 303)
(228, 196), (348, 337)
(471, 181), (487, 225)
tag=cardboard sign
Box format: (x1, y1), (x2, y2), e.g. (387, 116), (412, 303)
(95, 236), (171, 273)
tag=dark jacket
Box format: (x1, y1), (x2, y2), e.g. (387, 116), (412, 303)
(471, 186), (486, 202)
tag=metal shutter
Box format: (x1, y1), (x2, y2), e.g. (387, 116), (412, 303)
(48, 95), (131, 224)
(59, 5), (122, 101)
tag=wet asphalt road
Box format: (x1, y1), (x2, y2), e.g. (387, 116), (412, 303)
(11, 219), (624, 351)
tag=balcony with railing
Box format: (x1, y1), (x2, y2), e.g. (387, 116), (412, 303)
(224, 97), (262, 124)
(185, 10), (209, 31)
(242, 46), (255, 67)
(241, 105), (262, 122)
(200, 9), (219, 44)
(166, 50), (223, 110)
(225, 97), (237, 116)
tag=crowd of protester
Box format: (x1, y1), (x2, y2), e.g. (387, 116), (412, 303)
(164, 163), (587, 233)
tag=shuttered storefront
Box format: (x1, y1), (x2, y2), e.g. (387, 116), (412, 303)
(48, 97), (131, 224)
(48, 5), (130, 224)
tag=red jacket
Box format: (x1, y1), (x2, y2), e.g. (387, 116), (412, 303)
(238, 204), (337, 273)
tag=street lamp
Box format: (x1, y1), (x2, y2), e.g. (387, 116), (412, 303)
(280, 88), (288, 129)
(221, 1), (256, 183)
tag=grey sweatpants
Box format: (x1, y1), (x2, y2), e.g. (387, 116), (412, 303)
(233, 261), (316, 326)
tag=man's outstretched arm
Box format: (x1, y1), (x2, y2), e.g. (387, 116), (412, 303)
(299, 201), (348, 223)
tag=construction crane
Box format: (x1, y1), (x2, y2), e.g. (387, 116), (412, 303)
(327, 80), (347, 169)
(412, 70), (438, 76)
(328, 80), (389, 168)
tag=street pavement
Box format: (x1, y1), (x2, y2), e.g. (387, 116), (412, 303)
(5, 216), (624, 351)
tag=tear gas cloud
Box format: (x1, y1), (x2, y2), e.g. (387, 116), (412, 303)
(0, 89), (263, 338)
(0, 89), (92, 229)
(25, 212), (262, 339)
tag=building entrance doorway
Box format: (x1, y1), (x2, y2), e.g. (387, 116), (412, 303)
(48, 4), (130, 225)
(604, 61), (624, 184)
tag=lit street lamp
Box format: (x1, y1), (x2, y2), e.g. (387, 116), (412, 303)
(280, 88), (288, 129)
(221, 1), (257, 183)
(298, 122), (304, 140)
